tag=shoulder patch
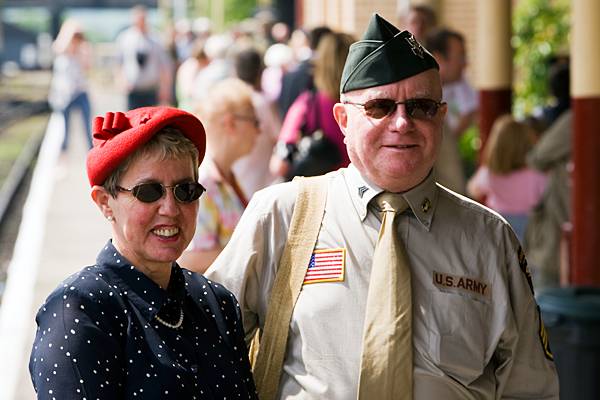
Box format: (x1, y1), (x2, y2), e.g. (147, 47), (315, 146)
(537, 305), (554, 361)
(518, 246), (535, 295)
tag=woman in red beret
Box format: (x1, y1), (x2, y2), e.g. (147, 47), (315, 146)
(29, 106), (258, 399)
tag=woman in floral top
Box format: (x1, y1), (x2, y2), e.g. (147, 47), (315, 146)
(180, 78), (260, 273)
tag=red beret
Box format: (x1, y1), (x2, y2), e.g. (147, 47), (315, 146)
(86, 106), (206, 186)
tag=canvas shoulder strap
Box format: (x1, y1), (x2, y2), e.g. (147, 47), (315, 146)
(252, 175), (329, 400)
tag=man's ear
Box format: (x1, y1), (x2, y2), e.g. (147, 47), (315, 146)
(333, 103), (348, 135)
(91, 185), (113, 219)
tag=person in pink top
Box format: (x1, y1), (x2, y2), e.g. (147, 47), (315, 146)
(270, 32), (354, 179)
(467, 115), (547, 241)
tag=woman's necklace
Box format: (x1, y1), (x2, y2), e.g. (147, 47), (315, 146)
(155, 308), (184, 329)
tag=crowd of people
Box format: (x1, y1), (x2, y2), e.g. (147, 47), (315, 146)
(31, 5), (568, 399)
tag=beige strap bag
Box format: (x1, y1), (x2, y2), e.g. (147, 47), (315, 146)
(251, 175), (329, 400)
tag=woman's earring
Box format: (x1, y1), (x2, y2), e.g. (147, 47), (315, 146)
(106, 215), (114, 222)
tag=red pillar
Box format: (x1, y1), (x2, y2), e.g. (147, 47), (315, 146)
(571, 0), (600, 286)
(479, 89), (511, 153)
(571, 99), (600, 285)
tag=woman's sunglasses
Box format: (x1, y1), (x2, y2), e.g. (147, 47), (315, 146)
(117, 182), (206, 203)
(344, 98), (446, 120)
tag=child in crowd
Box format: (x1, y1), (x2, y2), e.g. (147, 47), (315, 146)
(467, 115), (548, 242)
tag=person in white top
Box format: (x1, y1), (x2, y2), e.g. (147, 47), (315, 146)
(48, 18), (92, 150)
(206, 14), (558, 400)
(190, 33), (234, 102)
(175, 39), (209, 112)
(116, 5), (173, 109)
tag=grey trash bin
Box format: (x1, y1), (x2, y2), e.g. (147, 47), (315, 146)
(538, 287), (600, 400)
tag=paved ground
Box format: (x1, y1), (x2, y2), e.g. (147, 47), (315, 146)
(0, 82), (124, 400)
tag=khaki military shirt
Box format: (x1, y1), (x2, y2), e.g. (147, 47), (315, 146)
(206, 165), (559, 399)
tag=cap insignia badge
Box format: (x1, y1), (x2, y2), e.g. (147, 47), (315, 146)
(405, 34), (424, 59)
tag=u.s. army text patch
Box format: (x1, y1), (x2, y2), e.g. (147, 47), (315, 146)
(433, 271), (491, 299)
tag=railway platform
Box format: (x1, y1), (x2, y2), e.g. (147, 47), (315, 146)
(0, 83), (124, 400)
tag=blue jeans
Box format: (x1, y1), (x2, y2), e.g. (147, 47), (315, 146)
(61, 91), (92, 150)
(503, 213), (529, 243)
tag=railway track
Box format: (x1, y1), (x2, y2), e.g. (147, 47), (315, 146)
(0, 121), (46, 224)
(0, 100), (49, 220)
(0, 99), (49, 133)
(0, 72), (51, 291)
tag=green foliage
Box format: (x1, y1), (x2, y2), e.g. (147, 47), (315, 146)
(194, 0), (257, 31)
(512, 0), (570, 117)
(459, 125), (480, 179)
(224, 0), (257, 26)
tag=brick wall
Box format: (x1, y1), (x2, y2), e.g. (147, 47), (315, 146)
(300, 0), (480, 85)
(439, 0), (478, 85)
(301, 0), (397, 35)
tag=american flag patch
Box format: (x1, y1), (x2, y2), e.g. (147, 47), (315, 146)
(303, 248), (346, 285)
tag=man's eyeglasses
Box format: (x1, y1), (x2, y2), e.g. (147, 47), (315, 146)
(117, 182), (206, 203)
(344, 98), (446, 120)
(234, 114), (260, 128)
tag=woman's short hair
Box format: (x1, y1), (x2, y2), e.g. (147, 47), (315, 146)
(484, 114), (535, 175)
(195, 78), (254, 123)
(103, 127), (199, 197)
(313, 32), (355, 100)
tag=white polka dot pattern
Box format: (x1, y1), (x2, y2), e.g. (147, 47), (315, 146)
(29, 241), (258, 399)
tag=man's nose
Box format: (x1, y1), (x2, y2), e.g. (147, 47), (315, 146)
(390, 105), (415, 131)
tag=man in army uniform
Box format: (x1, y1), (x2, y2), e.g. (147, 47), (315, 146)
(206, 13), (559, 399)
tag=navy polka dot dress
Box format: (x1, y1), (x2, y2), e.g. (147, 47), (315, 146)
(29, 241), (258, 399)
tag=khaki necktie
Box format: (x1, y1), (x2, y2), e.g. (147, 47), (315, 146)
(358, 192), (412, 400)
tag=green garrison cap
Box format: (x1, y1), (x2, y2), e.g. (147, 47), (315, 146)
(340, 13), (439, 94)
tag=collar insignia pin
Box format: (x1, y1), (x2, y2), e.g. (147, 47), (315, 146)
(421, 198), (431, 213)
(358, 186), (369, 198)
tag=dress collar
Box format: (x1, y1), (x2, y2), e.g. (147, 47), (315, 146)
(96, 241), (186, 323)
(344, 164), (438, 231)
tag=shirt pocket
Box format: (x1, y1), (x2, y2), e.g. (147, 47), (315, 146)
(427, 290), (489, 385)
